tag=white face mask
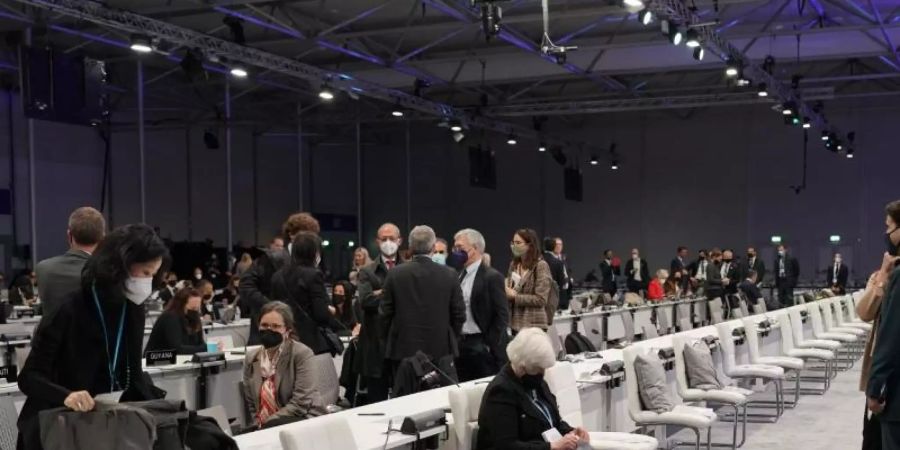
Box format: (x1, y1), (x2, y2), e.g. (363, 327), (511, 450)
(124, 277), (153, 305)
(194, 273), (202, 280)
(380, 240), (399, 257)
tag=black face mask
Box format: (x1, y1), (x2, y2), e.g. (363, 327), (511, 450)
(723, 258), (733, 263)
(186, 310), (201, 326)
(332, 294), (345, 305)
(167, 280), (177, 288)
(521, 373), (544, 390)
(447, 249), (469, 271)
(747, 253), (756, 259)
(887, 228), (900, 256)
(203, 294), (213, 301)
(259, 329), (284, 349)
(699, 256), (706, 261)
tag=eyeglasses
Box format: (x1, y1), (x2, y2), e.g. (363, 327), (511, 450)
(259, 323), (285, 331)
(510, 241), (525, 246)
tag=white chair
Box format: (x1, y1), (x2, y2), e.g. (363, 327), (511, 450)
(545, 362), (658, 450)
(623, 345), (718, 450)
(787, 309), (842, 352)
(279, 414), (356, 450)
(708, 298), (725, 324)
(714, 322), (785, 421)
(820, 298), (866, 337)
(676, 302), (694, 331)
(672, 336), (749, 449)
(805, 303), (857, 369)
(781, 310), (836, 394)
(751, 298), (767, 315)
(838, 295), (872, 331)
(828, 297), (870, 334)
(448, 384), (488, 450)
(741, 317), (803, 408)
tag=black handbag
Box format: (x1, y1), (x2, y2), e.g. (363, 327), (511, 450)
(863, 402), (883, 450)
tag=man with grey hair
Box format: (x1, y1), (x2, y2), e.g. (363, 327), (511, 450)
(36, 206), (106, 318)
(380, 225), (466, 381)
(452, 228), (510, 381)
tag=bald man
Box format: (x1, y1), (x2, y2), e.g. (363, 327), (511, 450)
(356, 222), (403, 404)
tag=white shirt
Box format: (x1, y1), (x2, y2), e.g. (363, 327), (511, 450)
(721, 262), (731, 278)
(460, 259), (483, 335)
(632, 259), (642, 281)
(696, 260), (708, 280)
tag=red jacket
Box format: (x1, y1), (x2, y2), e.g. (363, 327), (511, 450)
(647, 279), (665, 301)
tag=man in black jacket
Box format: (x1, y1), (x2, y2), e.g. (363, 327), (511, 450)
(625, 248), (650, 294)
(543, 237), (569, 310)
(599, 250), (619, 296)
(453, 228), (510, 381)
(705, 249), (725, 300)
(738, 270), (763, 304)
(356, 222), (403, 404)
(722, 249), (740, 295)
(380, 225), (465, 379)
(743, 247), (766, 285)
(825, 253), (850, 294)
(239, 212), (319, 345)
(670, 246), (690, 292)
(775, 244), (800, 307)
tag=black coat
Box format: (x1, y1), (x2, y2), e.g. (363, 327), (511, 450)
(722, 261), (740, 294)
(775, 256), (800, 287)
(356, 257), (392, 378)
(742, 257), (766, 284)
(238, 249), (290, 345)
(868, 267), (900, 419)
(270, 264), (333, 356)
(380, 255), (466, 361)
(469, 264), (511, 364)
(705, 261), (725, 300)
(738, 279), (763, 302)
(599, 260), (619, 293)
(476, 364), (574, 450)
(624, 258), (650, 290)
(543, 251), (568, 308)
(17, 285), (161, 450)
(144, 309), (207, 355)
(825, 263), (849, 288)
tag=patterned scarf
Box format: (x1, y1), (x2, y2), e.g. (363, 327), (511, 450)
(256, 343), (284, 426)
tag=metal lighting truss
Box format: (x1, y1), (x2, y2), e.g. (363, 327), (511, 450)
(645, 0), (837, 131)
(8, 0), (584, 147)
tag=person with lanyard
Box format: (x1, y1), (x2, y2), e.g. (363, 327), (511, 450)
(16, 224), (169, 450)
(476, 327), (589, 450)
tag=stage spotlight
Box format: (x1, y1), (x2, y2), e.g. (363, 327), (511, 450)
(611, 161), (619, 170)
(737, 71), (751, 87)
(229, 66), (248, 78)
(638, 9), (654, 25)
(661, 20), (682, 45)
(318, 84), (335, 100)
(180, 50), (207, 82)
(725, 59), (738, 77)
(757, 83), (768, 97)
(685, 29), (700, 48)
(692, 46), (704, 61)
(130, 34), (153, 53)
(590, 155), (599, 166)
(802, 117), (811, 129)
(791, 116), (800, 126)
(506, 134), (517, 145)
(223, 16), (246, 45)
(836, 142), (843, 151)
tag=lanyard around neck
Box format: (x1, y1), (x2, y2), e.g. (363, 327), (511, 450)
(92, 283), (127, 392)
(529, 390), (554, 427)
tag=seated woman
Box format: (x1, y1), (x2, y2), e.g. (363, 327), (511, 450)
(145, 287), (213, 355)
(477, 328), (589, 450)
(647, 269), (668, 301)
(663, 270), (682, 298)
(243, 301), (328, 428)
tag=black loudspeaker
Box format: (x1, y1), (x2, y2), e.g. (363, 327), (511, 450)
(468, 145), (496, 190)
(22, 46), (106, 126)
(563, 167), (582, 202)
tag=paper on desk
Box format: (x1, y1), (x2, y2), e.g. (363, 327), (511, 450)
(94, 391), (124, 405)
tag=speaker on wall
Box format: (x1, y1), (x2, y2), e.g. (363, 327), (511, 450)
(468, 145), (497, 190)
(563, 167), (582, 202)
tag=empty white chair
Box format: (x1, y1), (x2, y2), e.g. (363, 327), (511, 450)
(677, 302), (694, 331)
(839, 295), (872, 331)
(279, 414), (356, 450)
(787, 309), (841, 352)
(751, 298), (767, 315)
(545, 362), (659, 450)
(672, 336), (749, 449)
(781, 311), (836, 393)
(820, 299), (865, 337)
(709, 298), (725, 324)
(448, 384), (488, 450)
(623, 345), (718, 450)
(829, 297), (870, 333)
(715, 322), (786, 421)
(806, 302), (857, 369)
(742, 317), (803, 408)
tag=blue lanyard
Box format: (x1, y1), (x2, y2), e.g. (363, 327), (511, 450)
(529, 390), (554, 427)
(91, 284), (126, 392)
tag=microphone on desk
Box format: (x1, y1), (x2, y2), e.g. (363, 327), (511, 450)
(382, 418), (393, 450)
(418, 351), (460, 388)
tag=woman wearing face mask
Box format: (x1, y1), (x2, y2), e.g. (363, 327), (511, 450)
(348, 247), (372, 287)
(664, 270), (683, 298)
(506, 229), (553, 333)
(331, 280), (358, 335)
(194, 279), (218, 322)
(192, 267), (204, 283)
(214, 275), (241, 308)
(242, 301), (327, 429)
(476, 328), (590, 450)
(145, 287), (215, 355)
(16, 224), (169, 450)
(647, 269), (668, 301)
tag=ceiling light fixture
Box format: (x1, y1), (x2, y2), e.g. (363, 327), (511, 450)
(507, 134), (517, 145)
(757, 83), (768, 97)
(661, 20), (683, 46)
(637, 9), (654, 25)
(590, 155), (599, 165)
(229, 66), (248, 78)
(685, 29), (700, 48)
(318, 84), (335, 100)
(725, 58), (738, 77)
(692, 46), (704, 61)
(129, 34), (153, 53)
(802, 117), (811, 129)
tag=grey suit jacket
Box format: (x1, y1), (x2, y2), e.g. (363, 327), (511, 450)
(34, 249), (90, 318)
(242, 339), (328, 426)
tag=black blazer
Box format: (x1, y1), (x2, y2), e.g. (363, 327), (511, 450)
(356, 257), (392, 378)
(476, 364), (574, 450)
(599, 260), (618, 292)
(743, 258), (766, 283)
(775, 256), (800, 287)
(624, 258), (650, 287)
(17, 285), (159, 450)
(270, 264), (333, 356)
(705, 261), (724, 299)
(826, 263), (849, 287)
(380, 255), (466, 361)
(670, 257), (686, 275)
(543, 252), (566, 291)
(469, 263), (511, 364)
(34, 249), (90, 319)
(144, 309), (207, 355)
(722, 261), (739, 294)
(738, 279), (763, 302)
(868, 268), (900, 419)
(239, 248), (290, 345)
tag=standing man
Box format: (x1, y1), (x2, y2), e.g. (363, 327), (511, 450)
(543, 237), (570, 310)
(625, 248), (649, 294)
(671, 246), (690, 292)
(705, 249), (725, 300)
(553, 238), (573, 309)
(35, 207), (106, 318)
(722, 249), (739, 295)
(356, 223), (402, 404)
(239, 212), (319, 345)
(743, 247), (766, 285)
(826, 253), (849, 294)
(452, 228), (509, 381)
(432, 238), (449, 265)
(599, 250), (619, 296)
(689, 249), (709, 295)
(380, 226), (465, 380)
(738, 270), (763, 303)
(775, 244), (800, 307)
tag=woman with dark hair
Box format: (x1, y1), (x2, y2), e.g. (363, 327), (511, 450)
(270, 231), (335, 355)
(145, 287), (215, 355)
(9, 272), (36, 306)
(215, 274), (241, 307)
(17, 224), (169, 450)
(331, 280), (357, 334)
(505, 228), (553, 333)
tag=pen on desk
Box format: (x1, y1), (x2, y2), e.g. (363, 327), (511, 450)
(357, 412), (385, 416)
